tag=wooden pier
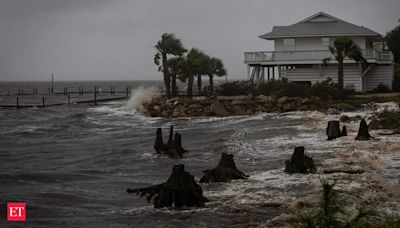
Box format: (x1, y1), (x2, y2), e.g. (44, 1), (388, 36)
(0, 86), (133, 108)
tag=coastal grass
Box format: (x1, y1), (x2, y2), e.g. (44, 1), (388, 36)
(291, 178), (400, 228)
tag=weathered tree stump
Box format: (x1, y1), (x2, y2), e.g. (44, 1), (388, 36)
(200, 153), (247, 183)
(326, 121), (343, 140)
(341, 125), (347, 136)
(127, 164), (208, 208)
(153, 126), (188, 158)
(284, 146), (316, 174)
(355, 119), (372, 141)
(154, 128), (165, 154)
(167, 125), (174, 145)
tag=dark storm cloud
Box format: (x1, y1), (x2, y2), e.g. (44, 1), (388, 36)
(0, 0), (399, 81)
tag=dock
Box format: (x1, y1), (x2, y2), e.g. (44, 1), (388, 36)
(0, 86), (132, 108)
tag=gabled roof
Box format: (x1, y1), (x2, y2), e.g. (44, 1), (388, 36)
(259, 12), (381, 40)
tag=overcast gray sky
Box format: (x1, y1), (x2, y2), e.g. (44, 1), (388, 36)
(0, 0), (399, 81)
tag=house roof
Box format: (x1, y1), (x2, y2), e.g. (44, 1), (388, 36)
(259, 12), (381, 40)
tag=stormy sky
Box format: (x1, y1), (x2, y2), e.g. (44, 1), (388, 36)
(0, 0), (399, 81)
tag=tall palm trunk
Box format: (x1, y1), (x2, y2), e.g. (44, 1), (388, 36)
(187, 74), (193, 97)
(171, 75), (177, 97)
(337, 58), (344, 89)
(162, 52), (171, 98)
(197, 75), (202, 95)
(208, 74), (214, 96)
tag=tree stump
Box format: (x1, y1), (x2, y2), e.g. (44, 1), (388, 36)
(326, 121), (343, 140)
(154, 128), (165, 154)
(355, 119), (372, 141)
(167, 125), (174, 145)
(127, 164), (208, 208)
(284, 146), (316, 174)
(341, 125), (347, 136)
(200, 153), (247, 183)
(153, 126), (187, 158)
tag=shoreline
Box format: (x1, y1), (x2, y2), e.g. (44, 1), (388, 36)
(141, 95), (400, 118)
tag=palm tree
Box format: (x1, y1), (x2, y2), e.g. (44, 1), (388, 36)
(177, 48), (206, 97)
(205, 57), (227, 95)
(166, 57), (183, 97)
(323, 37), (367, 89)
(154, 33), (186, 98)
(190, 51), (209, 95)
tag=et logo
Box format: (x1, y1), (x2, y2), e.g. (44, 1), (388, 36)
(7, 202), (26, 221)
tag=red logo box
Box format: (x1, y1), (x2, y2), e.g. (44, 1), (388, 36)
(7, 202), (26, 221)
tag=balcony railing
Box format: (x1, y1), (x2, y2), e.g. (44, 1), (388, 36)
(244, 49), (394, 63)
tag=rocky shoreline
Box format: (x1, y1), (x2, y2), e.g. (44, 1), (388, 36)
(142, 95), (324, 117)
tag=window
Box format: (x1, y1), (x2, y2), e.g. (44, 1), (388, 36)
(283, 38), (295, 51)
(322, 37), (330, 48)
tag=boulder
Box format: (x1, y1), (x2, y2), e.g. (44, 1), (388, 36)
(231, 100), (249, 105)
(277, 96), (289, 105)
(258, 95), (274, 104)
(210, 101), (230, 117)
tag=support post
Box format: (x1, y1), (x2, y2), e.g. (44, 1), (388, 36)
(68, 94), (70, 104)
(16, 97), (19, 108)
(42, 97), (45, 107)
(94, 86), (97, 106)
(51, 73), (54, 94)
(272, 66), (275, 80)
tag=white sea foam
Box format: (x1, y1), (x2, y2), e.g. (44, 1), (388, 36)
(125, 86), (158, 114)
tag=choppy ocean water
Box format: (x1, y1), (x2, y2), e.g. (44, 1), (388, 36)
(0, 81), (399, 227)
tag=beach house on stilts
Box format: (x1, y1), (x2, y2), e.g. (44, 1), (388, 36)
(244, 12), (394, 92)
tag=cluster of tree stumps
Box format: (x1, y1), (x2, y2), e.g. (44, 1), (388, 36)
(326, 119), (372, 141)
(127, 165), (208, 208)
(326, 120), (347, 140)
(154, 126), (187, 158)
(128, 119), (375, 209)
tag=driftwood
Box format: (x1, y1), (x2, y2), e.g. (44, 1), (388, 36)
(127, 164), (208, 208)
(323, 169), (364, 174)
(285, 146), (316, 174)
(153, 126), (187, 158)
(326, 121), (345, 140)
(355, 119), (372, 141)
(378, 128), (400, 136)
(200, 153), (247, 183)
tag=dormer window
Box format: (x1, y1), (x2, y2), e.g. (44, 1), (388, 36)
(283, 38), (295, 51)
(322, 37), (330, 48)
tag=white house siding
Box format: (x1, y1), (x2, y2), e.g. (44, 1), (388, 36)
(284, 64), (363, 91)
(274, 36), (366, 52)
(295, 37), (328, 51)
(364, 64), (393, 91)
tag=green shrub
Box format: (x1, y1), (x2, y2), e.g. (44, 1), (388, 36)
(292, 178), (399, 228)
(334, 103), (356, 111)
(310, 78), (355, 100)
(373, 83), (391, 93)
(216, 78), (354, 100)
(215, 81), (253, 96)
